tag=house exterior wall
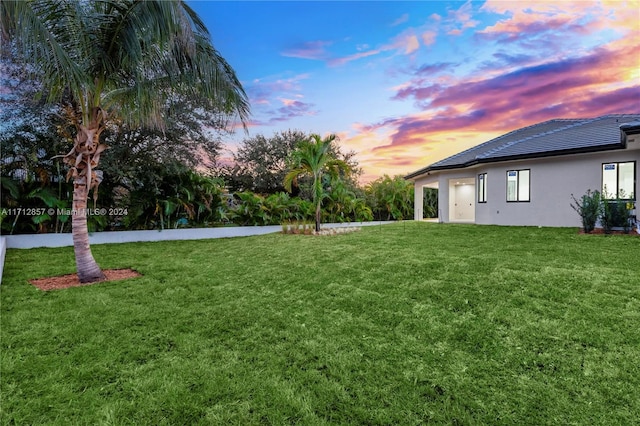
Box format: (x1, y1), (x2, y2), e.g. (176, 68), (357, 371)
(413, 170), (477, 221)
(413, 144), (639, 227)
(476, 148), (638, 226)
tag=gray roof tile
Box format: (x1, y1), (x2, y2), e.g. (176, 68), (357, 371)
(406, 114), (640, 179)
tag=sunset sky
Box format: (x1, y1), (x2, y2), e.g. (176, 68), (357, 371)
(189, 0), (640, 182)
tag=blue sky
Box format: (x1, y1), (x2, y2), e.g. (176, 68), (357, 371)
(188, 1), (640, 182)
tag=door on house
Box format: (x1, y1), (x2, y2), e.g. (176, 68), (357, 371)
(452, 180), (475, 222)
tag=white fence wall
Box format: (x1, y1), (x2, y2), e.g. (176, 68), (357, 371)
(4, 226), (283, 249)
(0, 237), (6, 285)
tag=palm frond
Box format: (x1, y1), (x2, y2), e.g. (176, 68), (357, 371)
(1, 0), (87, 104)
(2, 0), (250, 130)
(96, 0), (249, 129)
(283, 167), (307, 193)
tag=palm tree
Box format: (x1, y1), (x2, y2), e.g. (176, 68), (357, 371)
(1, 0), (249, 282)
(284, 134), (350, 232)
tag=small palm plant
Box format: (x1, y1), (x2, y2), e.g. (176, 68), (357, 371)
(284, 134), (351, 232)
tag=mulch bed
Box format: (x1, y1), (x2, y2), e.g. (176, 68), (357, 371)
(30, 269), (142, 291)
(578, 228), (639, 236)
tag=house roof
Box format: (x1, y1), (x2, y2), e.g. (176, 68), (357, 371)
(620, 121), (640, 135)
(405, 114), (640, 180)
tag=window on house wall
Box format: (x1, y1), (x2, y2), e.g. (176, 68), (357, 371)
(602, 161), (636, 199)
(478, 173), (487, 203)
(506, 169), (530, 202)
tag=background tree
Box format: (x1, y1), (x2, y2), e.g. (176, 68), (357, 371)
(222, 130), (306, 193)
(223, 130), (362, 195)
(2, 0), (249, 282)
(284, 134), (351, 232)
(0, 55), (75, 233)
(97, 97), (230, 219)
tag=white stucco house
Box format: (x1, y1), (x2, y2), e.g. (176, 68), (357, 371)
(405, 114), (640, 227)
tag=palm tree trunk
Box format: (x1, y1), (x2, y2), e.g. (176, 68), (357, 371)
(66, 116), (106, 284)
(315, 203), (321, 232)
(314, 172), (322, 232)
(72, 179), (105, 283)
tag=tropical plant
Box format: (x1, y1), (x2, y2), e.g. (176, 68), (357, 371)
(287, 197), (315, 223)
(570, 189), (602, 233)
(229, 191), (270, 226)
(423, 188), (439, 219)
(365, 175), (414, 221)
(284, 134), (351, 232)
(262, 192), (291, 224)
(2, 0), (249, 282)
(325, 176), (372, 223)
(0, 115), (75, 234)
(120, 166), (225, 230)
(1, 178), (62, 234)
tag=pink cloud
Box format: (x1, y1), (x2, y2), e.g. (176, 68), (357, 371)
(421, 31), (437, 46)
(414, 62), (455, 76)
(281, 40), (332, 60)
(396, 34), (420, 54)
(390, 13), (409, 27)
(374, 42), (640, 158)
(476, 0), (637, 47)
(242, 74), (318, 127)
(443, 1), (479, 36)
(478, 15), (588, 43)
(247, 74), (310, 106)
(329, 30), (422, 66)
(328, 49), (382, 67)
(336, 1), (638, 180)
(250, 100), (318, 127)
(279, 98), (299, 107)
(250, 74), (309, 92)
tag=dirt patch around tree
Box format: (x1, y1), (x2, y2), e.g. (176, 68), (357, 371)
(30, 269), (142, 291)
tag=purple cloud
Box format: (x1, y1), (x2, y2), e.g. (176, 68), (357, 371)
(281, 41), (332, 60)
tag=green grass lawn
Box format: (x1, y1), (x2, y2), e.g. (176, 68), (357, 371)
(1, 223), (639, 425)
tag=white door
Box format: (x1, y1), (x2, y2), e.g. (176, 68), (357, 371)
(454, 184), (475, 221)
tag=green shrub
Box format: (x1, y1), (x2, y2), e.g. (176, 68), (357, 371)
(600, 187), (634, 234)
(600, 198), (614, 234)
(570, 190), (601, 233)
(602, 199), (634, 234)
